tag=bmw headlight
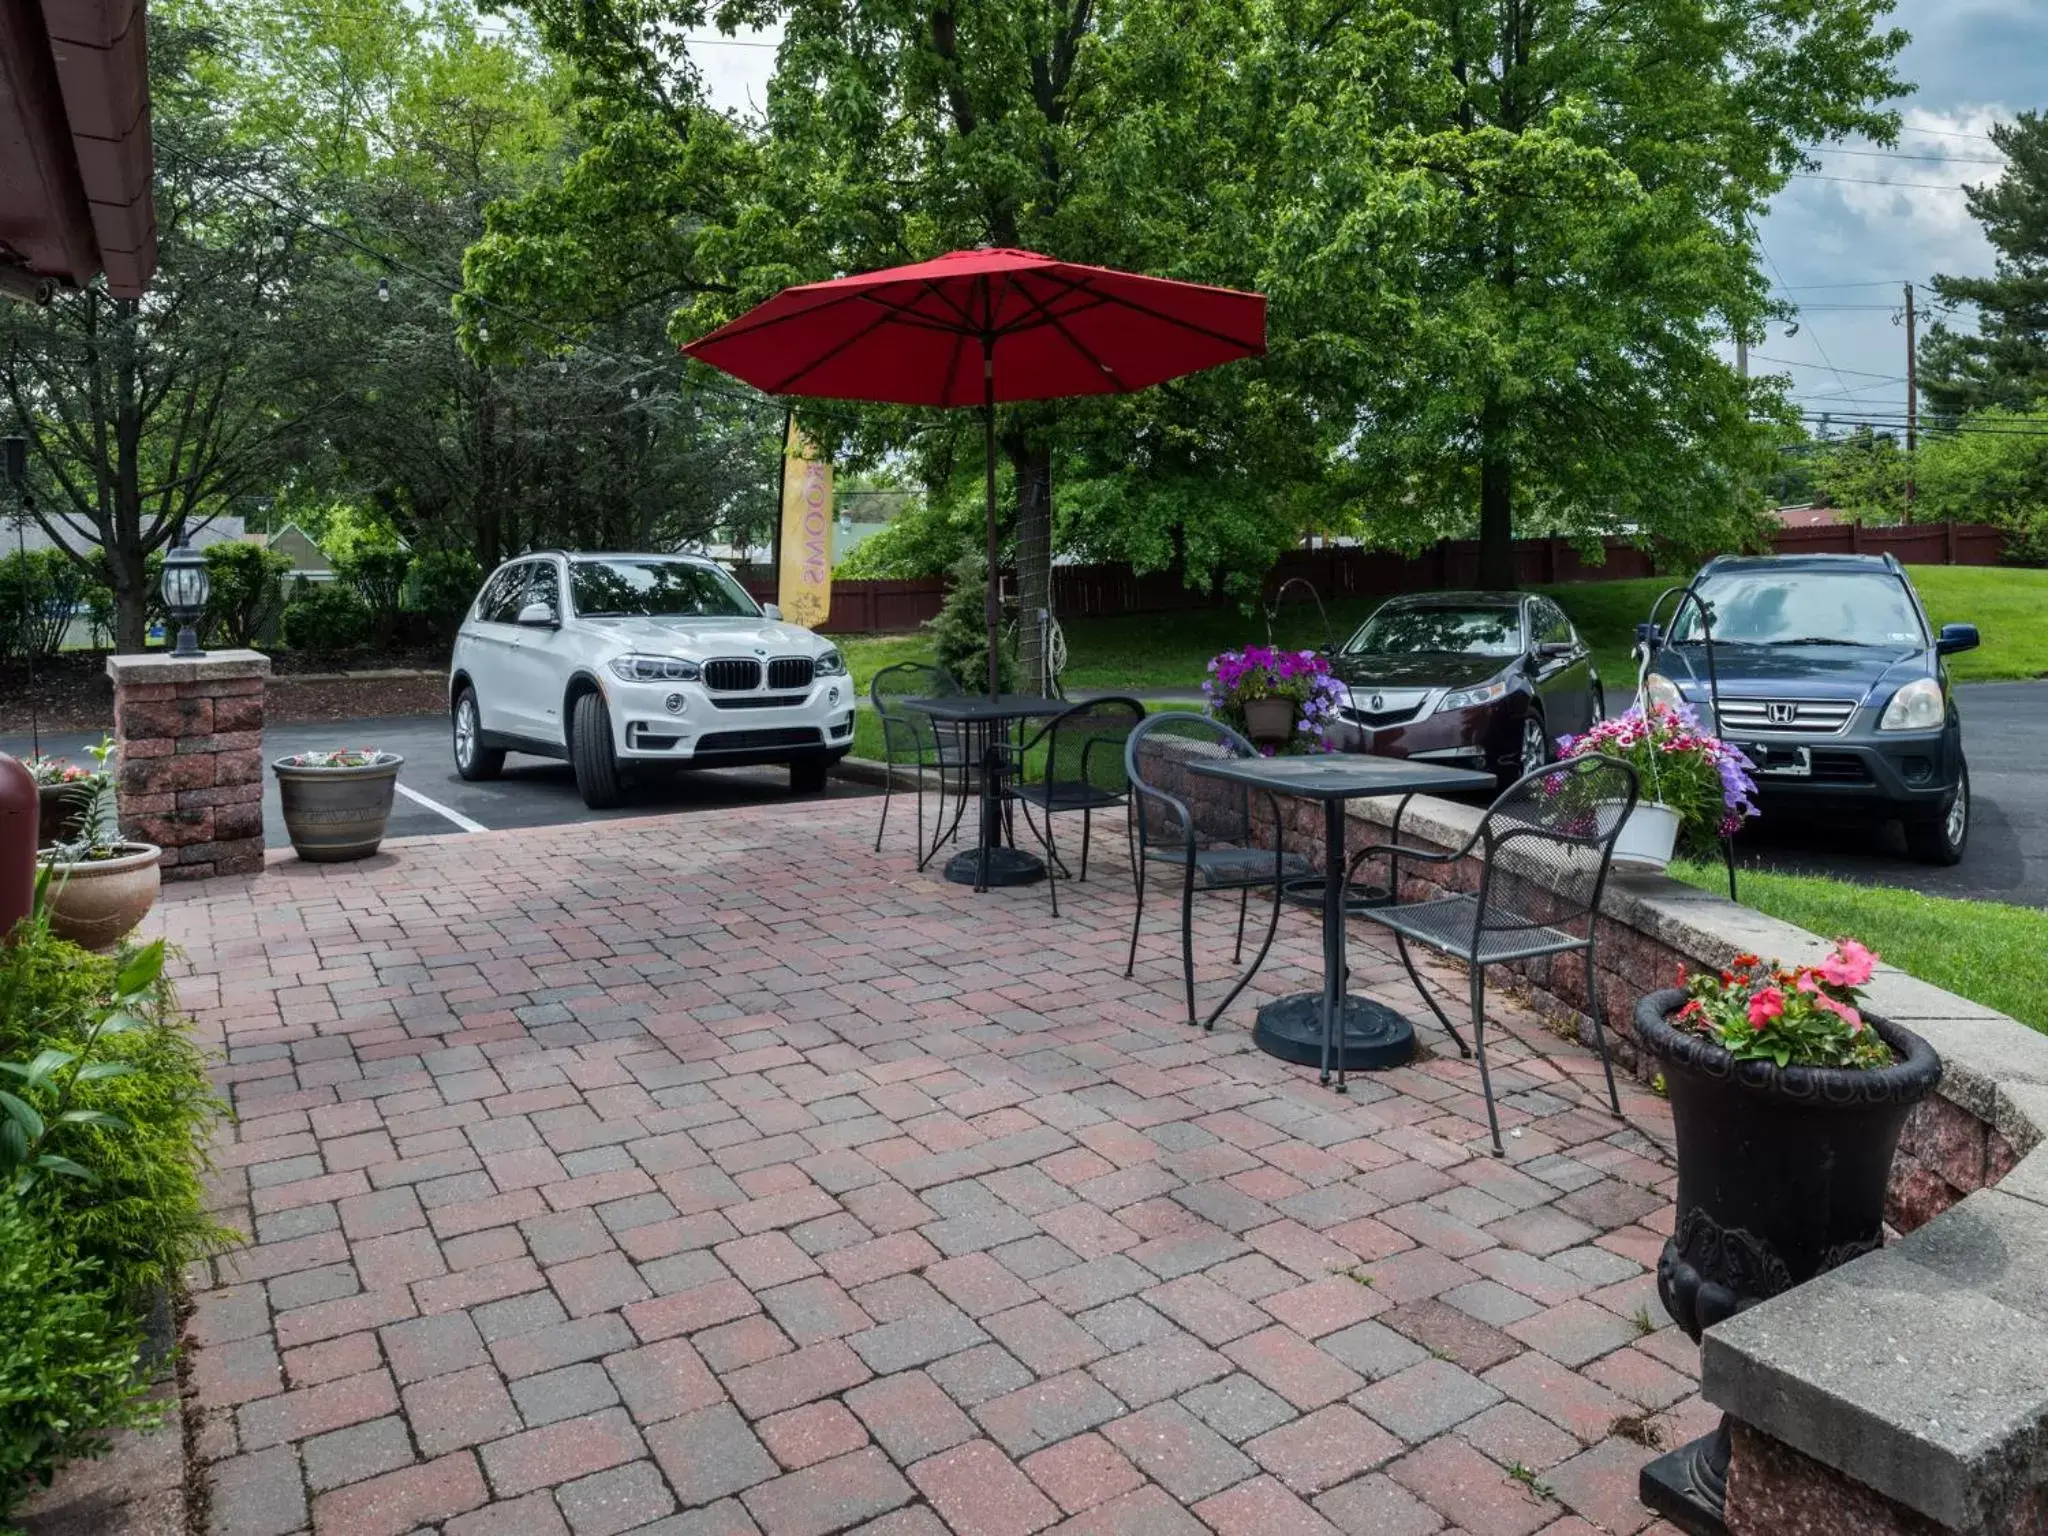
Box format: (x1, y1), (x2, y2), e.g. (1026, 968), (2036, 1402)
(814, 648), (847, 677)
(1434, 677), (1510, 714)
(608, 654), (701, 683)
(1880, 677), (1943, 731)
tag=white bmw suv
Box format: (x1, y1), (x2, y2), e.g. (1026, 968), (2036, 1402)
(449, 551), (856, 807)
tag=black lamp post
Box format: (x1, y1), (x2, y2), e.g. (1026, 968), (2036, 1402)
(162, 539), (209, 658)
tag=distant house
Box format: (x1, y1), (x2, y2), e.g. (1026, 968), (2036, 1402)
(1771, 504), (1839, 530)
(249, 523), (335, 582)
(4, 511), (248, 560)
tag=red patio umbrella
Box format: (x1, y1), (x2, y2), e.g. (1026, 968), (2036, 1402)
(682, 247), (1267, 693)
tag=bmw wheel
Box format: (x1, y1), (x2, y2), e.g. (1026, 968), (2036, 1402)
(1905, 758), (1968, 866)
(571, 690), (626, 809)
(452, 688), (504, 781)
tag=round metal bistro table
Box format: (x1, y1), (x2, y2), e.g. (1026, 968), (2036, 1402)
(1182, 754), (1500, 1085)
(898, 693), (1069, 889)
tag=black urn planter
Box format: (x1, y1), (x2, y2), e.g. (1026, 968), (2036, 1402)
(1631, 988), (1942, 1536)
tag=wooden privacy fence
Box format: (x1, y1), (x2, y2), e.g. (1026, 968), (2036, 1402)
(743, 521), (2011, 636)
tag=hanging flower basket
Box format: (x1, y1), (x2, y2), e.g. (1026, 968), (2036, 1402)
(1203, 647), (1347, 756)
(1555, 703), (1758, 856)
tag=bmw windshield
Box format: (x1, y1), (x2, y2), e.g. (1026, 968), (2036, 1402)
(570, 558), (760, 619)
(1671, 572), (1927, 649)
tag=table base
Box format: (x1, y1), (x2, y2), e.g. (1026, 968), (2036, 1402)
(941, 846), (1045, 888)
(1279, 875), (1389, 915)
(1254, 993), (1415, 1072)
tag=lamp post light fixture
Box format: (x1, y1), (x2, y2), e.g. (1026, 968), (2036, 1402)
(162, 538), (209, 658)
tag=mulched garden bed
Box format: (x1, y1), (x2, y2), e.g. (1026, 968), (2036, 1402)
(1, 647), (453, 734)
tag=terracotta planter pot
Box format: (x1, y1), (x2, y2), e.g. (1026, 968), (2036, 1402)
(1241, 697), (1297, 745)
(37, 782), (90, 849)
(40, 844), (163, 951)
(274, 754), (402, 862)
(1632, 988), (1942, 1531)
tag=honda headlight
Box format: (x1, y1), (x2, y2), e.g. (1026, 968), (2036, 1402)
(814, 648), (847, 677)
(608, 654), (701, 683)
(1641, 673), (1684, 713)
(1880, 677), (1943, 731)
(1435, 677), (1510, 713)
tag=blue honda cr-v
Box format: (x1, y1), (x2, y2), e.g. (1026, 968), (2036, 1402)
(1638, 553), (1979, 865)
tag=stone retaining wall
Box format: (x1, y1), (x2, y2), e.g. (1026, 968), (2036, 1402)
(1308, 791), (2048, 1535)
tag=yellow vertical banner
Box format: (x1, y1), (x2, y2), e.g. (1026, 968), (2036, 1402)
(778, 417), (833, 629)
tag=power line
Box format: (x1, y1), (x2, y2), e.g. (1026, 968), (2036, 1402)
(1790, 172), (1971, 192)
(1824, 147), (2006, 166)
(1753, 354), (1908, 381)
(1759, 239), (1853, 400)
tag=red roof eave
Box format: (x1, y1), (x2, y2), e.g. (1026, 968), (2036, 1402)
(0, 0), (156, 298)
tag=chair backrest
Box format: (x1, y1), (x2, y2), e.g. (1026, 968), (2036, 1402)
(870, 661), (961, 715)
(1124, 711), (1259, 851)
(1473, 755), (1641, 936)
(1040, 697), (1145, 795)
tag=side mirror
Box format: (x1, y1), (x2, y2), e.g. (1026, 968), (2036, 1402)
(761, 603), (783, 621)
(1634, 622), (1663, 649)
(1536, 641), (1574, 659)
(515, 601), (557, 628)
(1936, 623), (1979, 656)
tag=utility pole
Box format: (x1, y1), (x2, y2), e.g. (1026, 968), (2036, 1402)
(1904, 282), (1917, 518)
(1736, 335), (1748, 381)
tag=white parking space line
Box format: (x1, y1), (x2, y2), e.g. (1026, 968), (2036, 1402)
(395, 781), (488, 834)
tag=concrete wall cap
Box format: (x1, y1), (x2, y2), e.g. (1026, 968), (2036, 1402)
(106, 649), (271, 684)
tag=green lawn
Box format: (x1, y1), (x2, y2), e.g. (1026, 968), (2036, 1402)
(1669, 858), (2048, 1035)
(842, 562), (2047, 708)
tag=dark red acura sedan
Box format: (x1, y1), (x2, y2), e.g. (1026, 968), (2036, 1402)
(1325, 592), (1605, 786)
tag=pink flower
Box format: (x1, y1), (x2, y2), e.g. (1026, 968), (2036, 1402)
(1813, 991), (1864, 1032)
(1818, 939), (1877, 989)
(1747, 987), (1785, 1029)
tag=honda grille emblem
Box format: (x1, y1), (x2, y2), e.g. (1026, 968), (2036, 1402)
(1766, 702), (1797, 725)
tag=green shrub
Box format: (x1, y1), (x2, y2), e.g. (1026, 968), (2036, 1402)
(339, 547), (412, 643)
(0, 914), (232, 1302)
(282, 578), (373, 655)
(0, 1196), (158, 1524)
(410, 549), (483, 640)
(927, 552), (1014, 693)
(201, 542), (293, 648)
(0, 550), (90, 662)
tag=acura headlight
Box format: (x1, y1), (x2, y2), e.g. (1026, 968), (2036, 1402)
(608, 654), (701, 683)
(1880, 677), (1943, 731)
(814, 648), (847, 677)
(1435, 677), (1510, 713)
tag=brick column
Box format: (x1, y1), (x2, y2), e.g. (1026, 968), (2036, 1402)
(105, 649), (269, 880)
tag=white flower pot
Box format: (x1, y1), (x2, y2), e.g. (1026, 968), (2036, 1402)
(1611, 801), (1682, 872)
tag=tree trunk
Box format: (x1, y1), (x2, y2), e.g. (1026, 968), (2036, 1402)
(112, 309), (149, 650)
(1008, 436), (1053, 695)
(1477, 396), (1516, 590)
(107, 542), (148, 652)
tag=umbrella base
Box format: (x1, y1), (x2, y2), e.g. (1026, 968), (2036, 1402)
(941, 845), (1046, 888)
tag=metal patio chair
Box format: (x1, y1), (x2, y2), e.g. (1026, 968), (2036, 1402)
(1124, 712), (1312, 1028)
(1346, 755), (1639, 1156)
(871, 662), (969, 867)
(1004, 696), (1146, 917)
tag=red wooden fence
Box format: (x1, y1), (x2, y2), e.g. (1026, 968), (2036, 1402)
(744, 521), (2010, 636)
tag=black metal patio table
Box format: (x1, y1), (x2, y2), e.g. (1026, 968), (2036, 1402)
(899, 693), (1068, 889)
(1184, 754), (1496, 1085)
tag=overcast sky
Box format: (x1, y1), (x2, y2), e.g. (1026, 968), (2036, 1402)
(685, 1), (2044, 438)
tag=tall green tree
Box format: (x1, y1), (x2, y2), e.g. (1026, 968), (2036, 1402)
(1920, 112), (2048, 417)
(0, 11), (320, 647)
(1335, 0), (1905, 586)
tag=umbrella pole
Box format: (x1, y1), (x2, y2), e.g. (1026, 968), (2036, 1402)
(982, 341), (1000, 701)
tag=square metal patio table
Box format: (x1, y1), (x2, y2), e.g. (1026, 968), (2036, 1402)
(1185, 753), (1497, 1084)
(899, 693), (1068, 889)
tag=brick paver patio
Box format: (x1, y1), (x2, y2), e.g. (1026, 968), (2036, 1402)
(166, 797), (1702, 1536)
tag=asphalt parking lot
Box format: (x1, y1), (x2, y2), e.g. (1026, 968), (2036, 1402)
(8, 680), (2042, 905)
(6, 713), (875, 852)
